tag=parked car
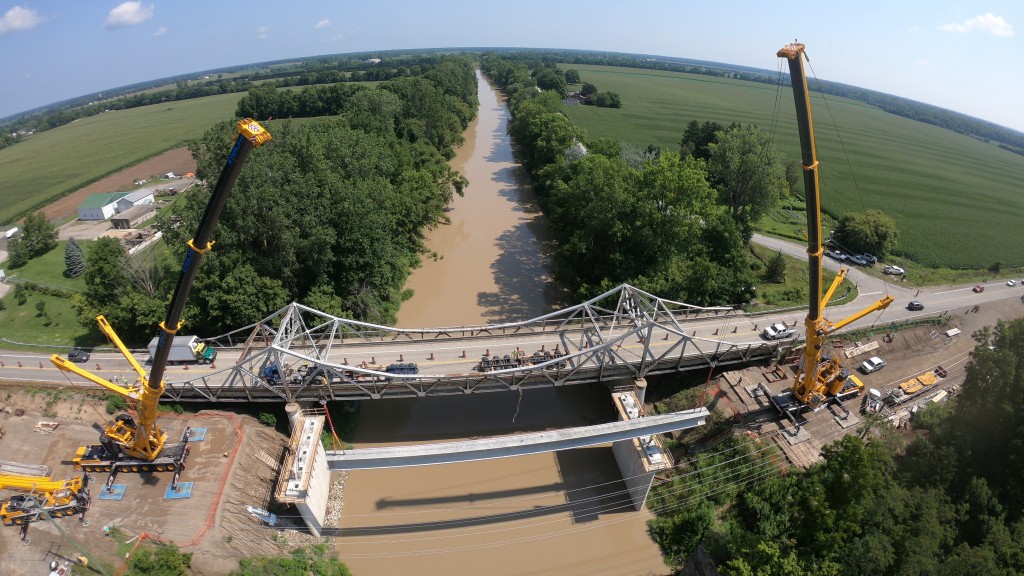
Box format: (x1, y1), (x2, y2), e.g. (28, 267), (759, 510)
(68, 348), (90, 363)
(848, 254), (868, 266)
(761, 322), (795, 340)
(907, 301), (924, 311)
(1007, 280), (1017, 287)
(860, 356), (886, 374)
(860, 253), (878, 264)
(973, 285), (985, 293)
(882, 265), (905, 275)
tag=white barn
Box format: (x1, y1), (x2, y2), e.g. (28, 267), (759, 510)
(78, 192), (128, 221)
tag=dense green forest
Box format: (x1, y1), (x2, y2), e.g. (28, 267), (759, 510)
(71, 56), (476, 342)
(646, 318), (1024, 574)
(482, 54), (783, 304)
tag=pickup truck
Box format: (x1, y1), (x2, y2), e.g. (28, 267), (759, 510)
(761, 323), (795, 340)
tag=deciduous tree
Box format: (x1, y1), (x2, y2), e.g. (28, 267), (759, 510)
(707, 124), (787, 237)
(835, 209), (899, 257)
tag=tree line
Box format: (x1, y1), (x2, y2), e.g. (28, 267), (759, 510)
(72, 56), (476, 343)
(648, 318), (1024, 574)
(0, 54), (470, 150)
(482, 53), (787, 305)
(482, 48), (1024, 156)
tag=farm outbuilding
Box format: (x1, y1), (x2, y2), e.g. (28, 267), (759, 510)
(115, 189), (155, 213)
(77, 192), (128, 221)
(110, 204), (156, 230)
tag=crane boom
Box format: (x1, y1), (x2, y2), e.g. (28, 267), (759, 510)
(778, 43), (893, 409)
(51, 119), (270, 473)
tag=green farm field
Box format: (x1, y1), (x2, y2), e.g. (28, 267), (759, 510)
(560, 64), (1024, 269)
(0, 92), (242, 227)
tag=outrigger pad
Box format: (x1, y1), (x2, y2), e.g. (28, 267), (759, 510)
(165, 482), (193, 500)
(98, 485), (127, 501)
(185, 427), (207, 442)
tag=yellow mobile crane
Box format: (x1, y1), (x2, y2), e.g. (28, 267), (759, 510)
(0, 472), (91, 544)
(774, 43), (893, 413)
(51, 119), (271, 486)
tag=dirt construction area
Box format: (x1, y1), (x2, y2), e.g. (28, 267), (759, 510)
(0, 391), (309, 576)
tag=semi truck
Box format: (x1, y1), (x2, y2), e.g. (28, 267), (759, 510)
(147, 335), (216, 364)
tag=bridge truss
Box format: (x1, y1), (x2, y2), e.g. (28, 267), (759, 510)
(163, 284), (783, 402)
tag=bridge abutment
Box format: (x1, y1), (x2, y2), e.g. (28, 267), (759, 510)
(274, 407), (331, 536)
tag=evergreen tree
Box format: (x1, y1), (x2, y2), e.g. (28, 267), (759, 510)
(64, 237), (85, 278)
(764, 250), (786, 283)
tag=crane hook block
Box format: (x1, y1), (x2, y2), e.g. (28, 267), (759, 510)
(238, 118), (272, 146)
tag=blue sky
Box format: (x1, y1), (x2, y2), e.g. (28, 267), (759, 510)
(1, 1), (1022, 131)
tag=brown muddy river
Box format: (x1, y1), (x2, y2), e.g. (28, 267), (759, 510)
(336, 72), (671, 576)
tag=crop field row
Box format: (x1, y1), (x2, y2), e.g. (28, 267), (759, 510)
(0, 92), (242, 227)
(561, 64), (1024, 269)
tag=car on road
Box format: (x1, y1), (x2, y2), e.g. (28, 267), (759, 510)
(973, 285), (985, 293)
(825, 249), (846, 261)
(761, 322), (795, 340)
(907, 301), (924, 311)
(882, 265), (905, 275)
(67, 348), (90, 363)
(860, 356), (886, 374)
(1007, 280), (1017, 287)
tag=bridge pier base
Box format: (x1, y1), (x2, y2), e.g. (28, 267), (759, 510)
(275, 407), (332, 537)
(610, 389), (674, 511)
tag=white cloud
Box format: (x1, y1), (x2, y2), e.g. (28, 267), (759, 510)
(153, 26), (167, 37)
(315, 19), (330, 30)
(916, 60), (931, 66)
(256, 26), (269, 40)
(0, 5), (44, 35)
(938, 13), (1014, 37)
(104, 1), (155, 29)
(907, 25), (919, 33)
(332, 33), (344, 41)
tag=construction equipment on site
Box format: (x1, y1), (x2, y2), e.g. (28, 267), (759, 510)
(0, 472), (91, 528)
(51, 119), (271, 487)
(886, 366), (948, 406)
(770, 43), (893, 416)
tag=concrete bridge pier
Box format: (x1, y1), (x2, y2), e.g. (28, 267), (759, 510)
(276, 404), (331, 536)
(610, 388), (672, 511)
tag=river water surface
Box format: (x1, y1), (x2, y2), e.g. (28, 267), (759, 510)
(336, 72), (671, 576)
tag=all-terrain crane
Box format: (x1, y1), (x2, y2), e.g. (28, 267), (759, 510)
(51, 119), (271, 484)
(0, 472), (91, 527)
(776, 43), (893, 411)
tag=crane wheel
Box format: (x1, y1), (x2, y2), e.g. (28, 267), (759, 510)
(130, 466), (140, 472)
(140, 465), (152, 472)
(155, 465), (167, 472)
(103, 466), (111, 472)
(13, 518), (23, 525)
(54, 511), (64, 517)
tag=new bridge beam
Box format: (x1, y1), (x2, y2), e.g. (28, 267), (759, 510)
(325, 409), (708, 470)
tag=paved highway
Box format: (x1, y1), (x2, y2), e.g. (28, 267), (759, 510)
(2, 236), (1021, 392)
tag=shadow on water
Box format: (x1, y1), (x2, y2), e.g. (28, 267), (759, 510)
(554, 447), (638, 524)
(333, 500), (576, 537)
(375, 481), (566, 509)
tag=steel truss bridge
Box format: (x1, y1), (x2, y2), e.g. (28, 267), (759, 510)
(162, 284), (788, 402)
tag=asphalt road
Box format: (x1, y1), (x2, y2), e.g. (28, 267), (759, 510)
(2, 235), (1022, 387)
